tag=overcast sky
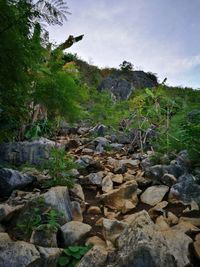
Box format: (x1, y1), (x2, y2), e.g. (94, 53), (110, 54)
(48, 0), (200, 88)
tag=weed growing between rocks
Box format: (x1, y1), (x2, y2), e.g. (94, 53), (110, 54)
(57, 245), (92, 267)
(42, 147), (78, 188)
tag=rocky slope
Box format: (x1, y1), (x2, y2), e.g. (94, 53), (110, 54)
(0, 126), (200, 267)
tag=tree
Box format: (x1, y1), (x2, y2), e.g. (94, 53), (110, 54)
(119, 61), (134, 72)
(0, 0), (71, 140)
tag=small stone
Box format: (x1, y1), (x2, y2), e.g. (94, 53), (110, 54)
(70, 184), (85, 201)
(140, 185), (169, 206)
(156, 216), (170, 231)
(71, 201), (83, 222)
(87, 206), (101, 214)
(86, 236), (107, 248)
(112, 174), (123, 184)
(165, 212), (178, 225)
(102, 176), (113, 193)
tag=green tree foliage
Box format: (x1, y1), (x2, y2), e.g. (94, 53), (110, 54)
(0, 0), (85, 140)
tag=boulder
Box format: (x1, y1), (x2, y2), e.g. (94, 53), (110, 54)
(102, 175), (113, 192)
(162, 229), (192, 267)
(0, 203), (23, 222)
(37, 246), (62, 267)
(42, 186), (73, 223)
(99, 180), (138, 213)
(168, 173), (200, 204)
(0, 168), (35, 197)
(0, 138), (57, 165)
(140, 185), (169, 206)
(0, 233), (41, 267)
(30, 226), (58, 247)
(107, 211), (176, 267)
(79, 172), (104, 186)
(77, 245), (108, 267)
(58, 221), (92, 247)
(102, 218), (127, 244)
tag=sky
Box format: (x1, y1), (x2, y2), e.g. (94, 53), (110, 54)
(48, 0), (200, 89)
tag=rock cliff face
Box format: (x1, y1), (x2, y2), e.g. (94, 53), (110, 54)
(98, 71), (158, 100)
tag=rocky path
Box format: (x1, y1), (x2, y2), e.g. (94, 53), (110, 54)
(0, 127), (200, 266)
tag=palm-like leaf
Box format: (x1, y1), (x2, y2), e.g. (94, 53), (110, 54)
(34, 0), (70, 26)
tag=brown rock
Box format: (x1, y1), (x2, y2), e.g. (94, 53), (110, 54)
(87, 206), (101, 214)
(86, 236), (107, 248)
(140, 185), (169, 206)
(99, 180), (138, 213)
(102, 176), (113, 193)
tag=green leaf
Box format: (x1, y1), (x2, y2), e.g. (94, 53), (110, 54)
(57, 256), (70, 266)
(68, 246), (80, 252)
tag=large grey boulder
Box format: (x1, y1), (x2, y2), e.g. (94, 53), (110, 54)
(42, 186), (73, 223)
(98, 71), (158, 100)
(59, 221), (92, 247)
(0, 137), (57, 165)
(0, 233), (41, 267)
(0, 168), (35, 197)
(106, 211), (177, 267)
(169, 173), (200, 204)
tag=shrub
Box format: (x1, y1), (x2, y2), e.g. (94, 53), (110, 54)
(57, 245), (92, 267)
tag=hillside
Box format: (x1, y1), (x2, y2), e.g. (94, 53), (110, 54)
(0, 1), (200, 267)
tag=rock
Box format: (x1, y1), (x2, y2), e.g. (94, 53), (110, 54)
(168, 173), (200, 204)
(70, 184), (85, 201)
(161, 174), (177, 186)
(112, 174), (123, 184)
(58, 221), (92, 247)
(71, 201), (83, 222)
(108, 211), (176, 267)
(86, 236), (107, 248)
(140, 185), (169, 206)
(0, 233), (41, 267)
(102, 219), (127, 245)
(165, 212), (179, 225)
(172, 221), (200, 234)
(102, 175), (113, 192)
(155, 216), (170, 231)
(0, 203), (23, 222)
(77, 245), (108, 267)
(183, 200), (199, 213)
(0, 168), (35, 197)
(66, 139), (81, 149)
(179, 217), (200, 227)
(99, 180), (138, 213)
(82, 148), (94, 154)
(30, 226), (58, 247)
(110, 143), (124, 151)
(0, 138), (57, 165)
(94, 137), (110, 146)
(37, 246), (62, 267)
(119, 159), (140, 168)
(87, 206), (101, 214)
(80, 172), (104, 186)
(148, 201), (168, 219)
(77, 127), (90, 135)
(145, 164), (185, 185)
(194, 241), (200, 260)
(98, 71), (157, 100)
(42, 186), (73, 223)
(90, 124), (106, 136)
(162, 229), (192, 267)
